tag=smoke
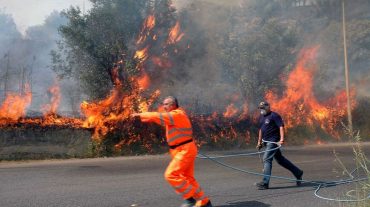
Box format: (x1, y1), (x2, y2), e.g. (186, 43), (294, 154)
(1, 0), (369, 118)
(309, 2), (370, 100)
(0, 0), (92, 35)
(151, 0), (249, 113)
(159, 0), (370, 113)
(0, 10), (78, 116)
(173, 0), (246, 9)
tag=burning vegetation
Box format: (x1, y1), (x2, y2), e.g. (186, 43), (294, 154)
(0, 43), (356, 152)
(265, 46), (356, 141)
(1, 0), (370, 157)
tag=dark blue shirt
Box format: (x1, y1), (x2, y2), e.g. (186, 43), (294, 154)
(259, 111), (284, 142)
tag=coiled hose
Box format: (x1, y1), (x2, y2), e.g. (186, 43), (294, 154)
(197, 140), (370, 202)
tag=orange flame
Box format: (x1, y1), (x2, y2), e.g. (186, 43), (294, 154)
(137, 15), (156, 44)
(223, 103), (238, 118)
(0, 11), (194, 157)
(151, 56), (172, 68)
(112, 66), (122, 86)
(0, 12), (189, 150)
(41, 82), (61, 115)
(139, 89), (160, 113)
(316, 138), (325, 145)
(144, 15), (156, 31)
(80, 77), (161, 140)
(238, 103), (249, 120)
(137, 72), (150, 90)
(79, 13), (166, 141)
(134, 46), (149, 61)
(265, 46), (356, 138)
(0, 84), (32, 121)
(167, 21), (185, 44)
(80, 82), (135, 139)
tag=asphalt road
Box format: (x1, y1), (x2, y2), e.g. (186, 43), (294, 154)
(1, 143), (369, 207)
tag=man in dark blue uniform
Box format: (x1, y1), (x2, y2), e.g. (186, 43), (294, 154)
(256, 101), (303, 190)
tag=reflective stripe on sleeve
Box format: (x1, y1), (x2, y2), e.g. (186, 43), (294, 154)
(159, 113), (164, 126)
(167, 112), (174, 125)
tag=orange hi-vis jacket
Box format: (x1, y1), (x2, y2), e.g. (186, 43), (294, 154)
(138, 108), (193, 147)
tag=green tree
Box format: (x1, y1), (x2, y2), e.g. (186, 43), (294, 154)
(220, 18), (298, 102)
(51, 0), (208, 154)
(51, 0), (177, 100)
(52, 0), (208, 103)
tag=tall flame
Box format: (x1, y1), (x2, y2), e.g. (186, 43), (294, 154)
(238, 103), (249, 120)
(223, 103), (238, 118)
(136, 15), (156, 44)
(137, 72), (150, 91)
(167, 21), (185, 44)
(265, 46), (356, 137)
(134, 46), (149, 61)
(0, 84), (32, 121)
(79, 13), (164, 141)
(0, 13), (191, 150)
(41, 82), (61, 115)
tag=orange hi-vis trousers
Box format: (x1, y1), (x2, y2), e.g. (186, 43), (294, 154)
(165, 141), (210, 205)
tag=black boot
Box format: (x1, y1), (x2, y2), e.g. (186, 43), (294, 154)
(256, 181), (269, 190)
(296, 170), (303, 186)
(180, 197), (196, 207)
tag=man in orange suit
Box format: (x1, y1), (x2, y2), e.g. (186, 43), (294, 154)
(132, 96), (212, 207)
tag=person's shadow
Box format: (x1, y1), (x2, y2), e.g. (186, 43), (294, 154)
(216, 200), (270, 207)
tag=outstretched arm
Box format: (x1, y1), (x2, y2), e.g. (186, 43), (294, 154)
(131, 112), (176, 126)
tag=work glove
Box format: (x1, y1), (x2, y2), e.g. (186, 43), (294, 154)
(256, 143), (263, 151)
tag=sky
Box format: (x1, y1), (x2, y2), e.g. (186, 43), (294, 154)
(0, 0), (92, 34)
(0, 0), (243, 35)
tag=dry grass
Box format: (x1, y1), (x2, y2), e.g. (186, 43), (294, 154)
(335, 125), (370, 207)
